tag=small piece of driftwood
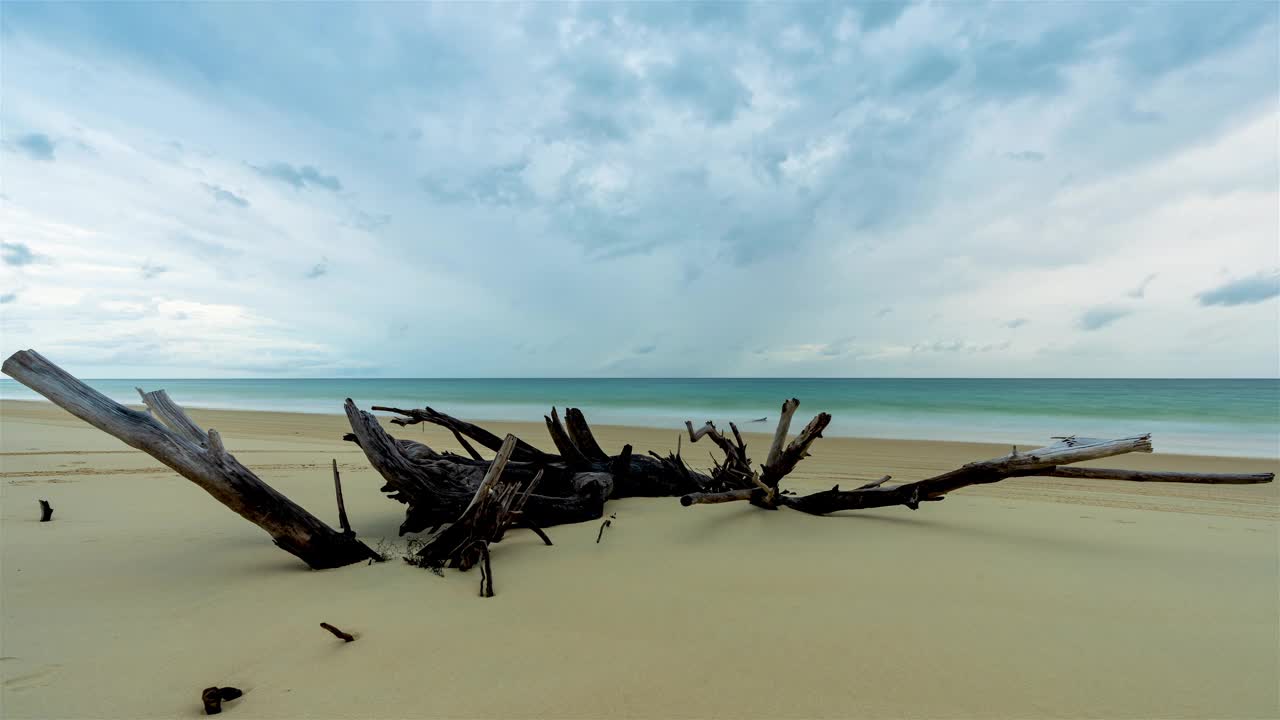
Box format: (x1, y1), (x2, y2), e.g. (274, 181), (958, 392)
(39, 499), (53, 522)
(201, 686), (243, 715)
(320, 622), (355, 642)
(596, 514), (616, 543)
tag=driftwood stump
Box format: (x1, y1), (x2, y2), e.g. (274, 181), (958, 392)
(408, 435), (552, 596)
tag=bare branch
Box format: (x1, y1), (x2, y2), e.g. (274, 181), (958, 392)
(136, 387), (208, 445)
(759, 412), (832, 488)
(765, 398), (800, 468)
(1041, 466), (1273, 484)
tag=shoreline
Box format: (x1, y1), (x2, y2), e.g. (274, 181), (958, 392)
(4, 375), (1277, 459)
(4, 398), (1277, 463)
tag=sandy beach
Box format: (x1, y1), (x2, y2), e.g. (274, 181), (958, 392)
(2, 398), (1277, 719)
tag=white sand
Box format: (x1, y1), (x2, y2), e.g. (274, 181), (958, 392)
(2, 400), (1277, 719)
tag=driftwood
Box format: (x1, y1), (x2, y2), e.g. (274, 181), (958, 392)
(3, 350), (1273, 580)
(347, 397), (1271, 541)
(408, 435), (551, 596)
(320, 622), (355, 642)
(343, 400), (728, 535)
(679, 415), (1274, 514)
(1039, 467), (1276, 484)
(38, 499), (53, 522)
(2, 350), (381, 569)
(596, 514), (615, 544)
(201, 686), (243, 715)
(331, 460), (352, 534)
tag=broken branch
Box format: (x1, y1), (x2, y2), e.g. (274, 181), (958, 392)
(319, 622), (356, 642)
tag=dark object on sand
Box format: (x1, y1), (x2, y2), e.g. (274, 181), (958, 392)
(748, 416), (768, 423)
(320, 622), (355, 642)
(38, 499), (53, 522)
(596, 513), (616, 544)
(201, 686), (242, 715)
(3, 350), (1273, 582)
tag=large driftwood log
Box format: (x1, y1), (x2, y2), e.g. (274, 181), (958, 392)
(346, 396), (1272, 537)
(2, 350), (380, 569)
(347, 396), (1271, 544)
(343, 400), (736, 534)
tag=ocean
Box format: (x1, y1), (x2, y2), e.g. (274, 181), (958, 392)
(2, 378), (1277, 458)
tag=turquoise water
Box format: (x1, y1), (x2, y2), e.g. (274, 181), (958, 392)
(2, 378), (1277, 458)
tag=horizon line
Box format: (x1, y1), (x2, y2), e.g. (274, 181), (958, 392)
(3, 376), (1278, 382)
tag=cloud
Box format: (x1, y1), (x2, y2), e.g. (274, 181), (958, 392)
(351, 210), (389, 231)
(1004, 151), (1046, 163)
(1, 242), (36, 266)
(633, 344), (657, 355)
(1197, 271), (1280, 307)
(420, 162), (531, 206)
(1005, 318), (1029, 329)
(0, 292), (17, 304)
(895, 50), (959, 93)
(910, 340), (1011, 354)
(1078, 306), (1132, 331)
(1127, 273), (1158, 299)
(202, 183), (249, 208)
(650, 51), (752, 125)
(14, 132), (55, 161)
(252, 162), (342, 191)
(852, 2), (909, 32)
(140, 261), (169, 279)
(875, 307), (893, 318)
(305, 260), (327, 279)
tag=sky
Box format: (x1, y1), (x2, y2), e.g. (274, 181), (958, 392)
(1, 1), (1277, 378)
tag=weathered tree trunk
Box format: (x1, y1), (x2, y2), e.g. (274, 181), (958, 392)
(346, 395), (1273, 540)
(2, 350), (380, 569)
(343, 400), (731, 534)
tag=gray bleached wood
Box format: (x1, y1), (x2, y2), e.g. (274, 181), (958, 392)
(765, 398), (801, 469)
(1041, 466), (1274, 484)
(4, 350), (380, 569)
